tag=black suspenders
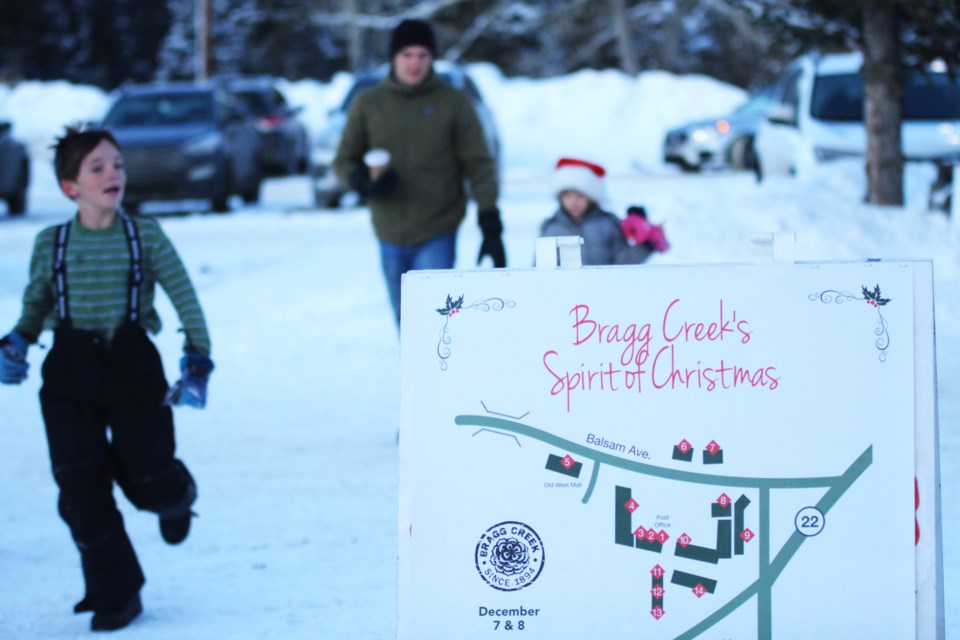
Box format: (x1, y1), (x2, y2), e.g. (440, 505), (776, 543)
(52, 214), (144, 327)
(53, 223), (71, 324)
(120, 214), (143, 324)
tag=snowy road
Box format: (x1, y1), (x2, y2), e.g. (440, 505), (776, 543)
(1, 162), (957, 638)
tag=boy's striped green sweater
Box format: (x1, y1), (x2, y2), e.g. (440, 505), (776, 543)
(14, 215), (211, 356)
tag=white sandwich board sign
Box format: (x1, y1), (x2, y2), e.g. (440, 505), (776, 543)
(397, 257), (942, 640)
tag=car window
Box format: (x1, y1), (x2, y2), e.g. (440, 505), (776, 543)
(340, 70), (465, 111)
(812, 70), (960, 122)
(233, 90), (273, 117)
(105, 93), (215, 126)
(780, 69), (802, 112)
(733, 95), (775, 115)
(340, 77), (380, 110)
(810, 73), (862, 121)
(462, 76), (484, 104)
(903, 72), (960, 120)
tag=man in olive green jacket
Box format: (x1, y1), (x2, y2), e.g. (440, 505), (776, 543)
(333, 18), (505, 326)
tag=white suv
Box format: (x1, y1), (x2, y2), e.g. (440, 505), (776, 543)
(754, 51), (960, 179)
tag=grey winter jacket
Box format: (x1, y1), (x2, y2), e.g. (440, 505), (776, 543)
(539, 206), (651, 266)
(333, 69), (498, 246)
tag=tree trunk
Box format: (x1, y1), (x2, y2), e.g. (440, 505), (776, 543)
(611, 0), (638, 75)
(861, 2), (903, 206)
(658, 0), (697, 74)
(194, 0), (211, 80)
(345, 0), (362, 72)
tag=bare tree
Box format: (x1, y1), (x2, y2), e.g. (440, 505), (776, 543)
(444, 0), (511, 62)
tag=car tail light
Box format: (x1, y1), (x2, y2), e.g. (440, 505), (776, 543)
(257, 115), (283, 131)
(715, 119), (731, 134)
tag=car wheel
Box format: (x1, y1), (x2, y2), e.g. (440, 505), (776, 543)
(729, 137), (753, 171)
(211, 161), (232, 213)
(241, 163), (263, 205)
(752, 152), (764, 183)
(743, 138), (758, 174)
(314, 188), (342, 209)
(6, 161), (28, 215)
(297, 153), (311, 175)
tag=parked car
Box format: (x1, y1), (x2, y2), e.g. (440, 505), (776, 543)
(0, 121), (29, 216)
(662, 91), (777, 173)
(224, 76), (311, 176)
(101, 82), (263, 213)
(754, 51), (960, 180)
(311, 61), (502, 208)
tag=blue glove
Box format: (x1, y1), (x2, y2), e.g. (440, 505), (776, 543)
(0, 331), (30, 385)
(164, 351), (214, 408)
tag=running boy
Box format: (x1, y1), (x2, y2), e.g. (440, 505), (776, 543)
(0, 126), (214, 631)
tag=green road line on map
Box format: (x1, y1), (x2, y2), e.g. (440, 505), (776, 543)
(758, 486), (772, 640)
(583, 459), (600, 503)
(455, 415), (853, 490)
(454, 414), (873, 640)
(766, 446), (872, 580)
(672, 448), (871, 640)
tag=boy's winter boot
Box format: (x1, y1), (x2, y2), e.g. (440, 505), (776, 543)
(90, 594), (142, 631)
(160, 510), (195, 545)
(159, 480), (197, 545)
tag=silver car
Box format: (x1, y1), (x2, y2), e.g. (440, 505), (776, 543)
(662, 93), (776, 173)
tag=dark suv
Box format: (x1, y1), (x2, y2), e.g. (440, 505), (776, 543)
(311, 61), (501, 208)
(0, 121), (29, 215)
(102, 82), (263, 213)
(225, 77), (311, 176)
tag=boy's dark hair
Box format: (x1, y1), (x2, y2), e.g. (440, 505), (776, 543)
(52, 125), (121, 183)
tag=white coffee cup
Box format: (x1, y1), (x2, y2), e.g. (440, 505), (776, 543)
(364, 149), (391, 179)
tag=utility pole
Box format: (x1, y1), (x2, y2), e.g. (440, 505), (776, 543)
(195, 0), (212, 81)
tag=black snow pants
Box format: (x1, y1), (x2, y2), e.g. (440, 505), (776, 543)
(39, 323), (196, 614)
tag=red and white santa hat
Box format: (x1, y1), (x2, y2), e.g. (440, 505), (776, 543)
(553, 157), (606, 203)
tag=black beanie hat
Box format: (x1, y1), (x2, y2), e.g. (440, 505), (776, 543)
(389, 19), (436, 57)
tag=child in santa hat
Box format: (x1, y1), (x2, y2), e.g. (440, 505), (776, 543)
(539, 157), (667, 265)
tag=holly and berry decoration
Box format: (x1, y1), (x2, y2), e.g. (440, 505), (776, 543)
(436, 294), (465, 317)
(862, 284), (891, 308)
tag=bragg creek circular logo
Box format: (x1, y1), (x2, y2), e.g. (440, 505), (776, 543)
(474, 521), (545, 591)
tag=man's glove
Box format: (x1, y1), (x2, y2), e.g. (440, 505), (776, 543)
(477, 208), (506, 268)
(164, 351), (215, 409)
(348, 167), (399, 199)
(0, 331), (29, 385)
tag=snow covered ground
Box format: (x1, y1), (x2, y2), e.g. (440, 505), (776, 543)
(0, 67), (957, 638)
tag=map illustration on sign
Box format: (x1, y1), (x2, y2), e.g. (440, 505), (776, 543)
(454, 408), (871, 638)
